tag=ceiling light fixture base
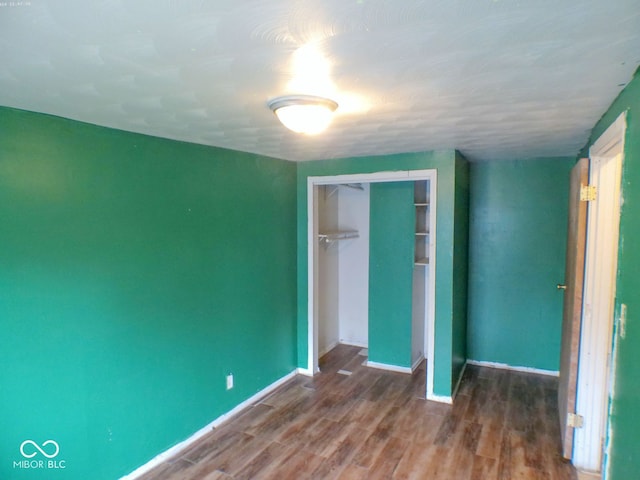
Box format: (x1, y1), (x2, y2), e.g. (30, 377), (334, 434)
(268, 95), (338, 135)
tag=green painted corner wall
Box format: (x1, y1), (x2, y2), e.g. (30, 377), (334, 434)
(583, 69), (640, 480)
(452, 153), (470, 387)
(296, 151), (466, 397)
(0, 107), (297, 480)
(368, 182), (415, 368)
(466, 156), (573, 371)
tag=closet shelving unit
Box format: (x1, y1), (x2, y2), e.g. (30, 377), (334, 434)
(414, 182), (430, 266)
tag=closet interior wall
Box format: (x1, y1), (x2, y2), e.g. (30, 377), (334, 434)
(318, 184), (339, 356)
(316, 180), (430, 371)
(317, 184), (370, 357)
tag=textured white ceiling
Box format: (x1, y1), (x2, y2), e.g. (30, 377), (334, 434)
(1, 1), (639, 162)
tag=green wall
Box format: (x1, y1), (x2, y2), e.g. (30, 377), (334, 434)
(0, 107), (297, 480)
(452, 153), (470, 384)
(582, 69), (640, 480)
(467, 156), (573, 371)
(368, 182), (415, 368)
(296, 151), (468, 397)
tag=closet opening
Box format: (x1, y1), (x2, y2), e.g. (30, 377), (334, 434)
(307, 170), (437, 399)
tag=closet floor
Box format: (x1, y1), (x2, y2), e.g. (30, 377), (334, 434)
(139, 344), (577, 480)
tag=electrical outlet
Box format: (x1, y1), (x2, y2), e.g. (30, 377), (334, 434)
(226, 373), (233, 390)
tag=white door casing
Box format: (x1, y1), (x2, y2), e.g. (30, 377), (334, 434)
(306, 169), (438, 400)
(572, 113), (625, 473)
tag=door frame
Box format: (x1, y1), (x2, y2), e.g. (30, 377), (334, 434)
(307, 169), (437, 399)
(573, 112), (626, 473)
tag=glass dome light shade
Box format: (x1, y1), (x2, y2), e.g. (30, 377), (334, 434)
(268, 95), (338, 135)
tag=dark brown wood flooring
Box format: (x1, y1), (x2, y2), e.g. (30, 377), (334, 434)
(139, 345), (577, 480)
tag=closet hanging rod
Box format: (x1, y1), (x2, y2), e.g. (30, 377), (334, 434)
(318, 231), (359, 244)
(340, 183), (364, 191)
(325, 183), (364, 199)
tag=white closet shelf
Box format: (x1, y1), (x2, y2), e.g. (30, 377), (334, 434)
(318, 231), (360, 243)
(415, 232), (430, 236)
(414, 257), (429, 266)
(414, 203), (430, 207)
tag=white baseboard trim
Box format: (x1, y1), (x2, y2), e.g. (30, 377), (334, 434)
(339, 340), (368, 349)
(466, 359), (559, 377)
(451, 361), (467, 399)
(318, 340), (339, 358)
(411, 356), (423, 373)
(576, 470), (601, 480)
(366, 360), (412, 374)
(121, 370), (298, 480)
(424, 362), (465, 405)
(426, 392), (453, 404)
(296, 367), (314, 377)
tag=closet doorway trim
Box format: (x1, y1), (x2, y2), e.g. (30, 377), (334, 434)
(306, 169), (437, 400)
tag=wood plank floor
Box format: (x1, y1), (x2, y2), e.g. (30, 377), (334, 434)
(139, 345), (577, 480)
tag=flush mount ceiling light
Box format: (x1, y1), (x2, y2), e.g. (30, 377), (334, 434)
(268, 95), (338, 135)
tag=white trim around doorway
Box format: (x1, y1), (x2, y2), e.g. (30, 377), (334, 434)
(306, 169), (438, 401)
(572, 112), (625, 475)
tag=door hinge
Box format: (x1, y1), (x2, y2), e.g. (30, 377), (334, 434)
(567, 412), (584, 428)
(580, 184), (597, 202)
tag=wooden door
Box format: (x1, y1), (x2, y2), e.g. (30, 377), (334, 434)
(558, 158), (589, 459)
